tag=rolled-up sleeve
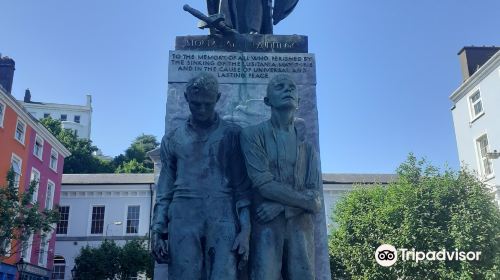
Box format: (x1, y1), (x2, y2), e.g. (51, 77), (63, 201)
(240, 126), (274, 188)
(151, 133), (177, 236)
(305, 144), (321, 192)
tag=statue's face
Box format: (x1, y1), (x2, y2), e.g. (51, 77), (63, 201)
(265, 77), (298, 110)
(185, 90), (220, 123)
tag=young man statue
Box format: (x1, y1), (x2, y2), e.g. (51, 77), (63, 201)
(151, 73), (251, 279)
(240, 74), (322, 280)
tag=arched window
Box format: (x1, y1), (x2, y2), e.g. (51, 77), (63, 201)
(51, 256), (66, 280)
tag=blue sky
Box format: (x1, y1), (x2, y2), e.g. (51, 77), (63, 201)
(1, 1), (500, 173)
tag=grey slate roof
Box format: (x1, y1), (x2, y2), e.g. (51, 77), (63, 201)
(62, 173), (155, 185)
(62, 173), (396, 185)
(322, 173), (397, 184)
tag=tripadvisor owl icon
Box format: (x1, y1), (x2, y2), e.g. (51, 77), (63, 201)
(375, 244), (398, 267)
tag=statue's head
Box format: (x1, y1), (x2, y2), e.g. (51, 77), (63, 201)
(264, 74), (298, 110)
(184, 73), (221, 123)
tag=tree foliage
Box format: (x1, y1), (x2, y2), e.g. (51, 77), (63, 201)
(73, 239), (153, 280)
(40, 117), (114, 173)
(114, 134), (159, 173)
(329, 154), (500, 279)
(41, 117), (158, 174)
(0, 169), (59, 257)
(115, 159), (151, 174)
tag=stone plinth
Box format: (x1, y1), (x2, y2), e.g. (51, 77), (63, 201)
(175, 34), (308, 53)
(153, 35), (331, 280)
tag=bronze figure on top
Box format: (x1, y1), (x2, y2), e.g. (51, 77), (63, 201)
(185, 0), (300, 35)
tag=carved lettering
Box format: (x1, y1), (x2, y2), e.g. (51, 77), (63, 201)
(170, 51), (314, 82)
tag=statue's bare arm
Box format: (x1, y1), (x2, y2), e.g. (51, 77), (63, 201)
(151, 134), (177, 263)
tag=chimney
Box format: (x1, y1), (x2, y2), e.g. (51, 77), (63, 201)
(24, 88), (32, 102)
(458, 46), (500, 81)
(86, 94), (92, 107)
(0, 55), (15, 94)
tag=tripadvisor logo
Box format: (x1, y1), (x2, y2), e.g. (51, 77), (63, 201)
(375, 244), (481, 267)
(375, 244), (397, 267)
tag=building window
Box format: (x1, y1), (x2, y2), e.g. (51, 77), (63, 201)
(469, 91), (484, 119)
(14, 119), (26, 144)
(33, 135), (44, 159)
(126, 206), (140, 234)
(477, 134), (493, 177)
(21, 234), (33, 260)
(45, 180), (55, 210)
(51, 256), (66, 280)
(43, 113), (50, 118)
(91, 206), (105, 234)
(50, 149), (59, 171)
(56, 206), (70, 234)
(38, 234), (49, 266)
(30, 168), (40, 203)
(60, 114), (67, 121)
(10, 154), (22, 189)
(0, 101), (5, 127)
(74, 115), (80, 123)
(1, 239), (11, 256)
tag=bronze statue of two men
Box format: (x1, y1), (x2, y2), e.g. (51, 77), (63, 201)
(151, 73), (321, 279)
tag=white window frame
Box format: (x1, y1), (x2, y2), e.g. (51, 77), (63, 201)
(52, 256), (66, 280)
(11, 153), (22, 189)
(30, 168), (40, 203)
(38, 234), (50, 267)
(14, 118), (27, 145)
(60, 114), (67, 121)
(50, 148), (59, 172)
(1, 238), (12, 257)
(0, 100), (6, 128)
(125, 205), (141, 235)
(74, 115), (81, 123)
(89, 205), (106, 235)
(468, 89), (484, 122)
(33, 135), (44, 160)
(56, 206), (70, 235)
(475, 133), (494, 179)
(21, 234), (33, 261)
(45, 180), (55, 210)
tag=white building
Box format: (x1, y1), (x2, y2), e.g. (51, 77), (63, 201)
(54, 174), (154, 280)
(322, 173), (396, 232)
(19, 90), (92, 139)
(450, 46), (500, 204)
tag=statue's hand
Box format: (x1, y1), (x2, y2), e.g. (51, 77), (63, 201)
(231, 229), (250, 270)
(256, 201), (284, 224)
(151, 232), (170, 264)
(305, 190), (322, 213)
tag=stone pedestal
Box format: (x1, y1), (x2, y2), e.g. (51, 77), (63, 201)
(152, 34), (331, 280)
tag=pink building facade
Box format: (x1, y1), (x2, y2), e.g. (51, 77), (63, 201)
(1, 55), (71, 280)
(23, 127), (66, 272)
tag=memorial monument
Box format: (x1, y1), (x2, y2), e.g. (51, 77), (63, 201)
(150, 2), (331, 279)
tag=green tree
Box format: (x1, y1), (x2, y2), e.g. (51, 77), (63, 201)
(0, 169), (59, 257)
(115, 159), (151, 174)
(118, 239), (154, 279)
(329, 155), (500, 280)
(73, 241), (120, 280)
(40, 117), (114, 173)
(73, 239), (153, 280)
(114, 134), (159, 173)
